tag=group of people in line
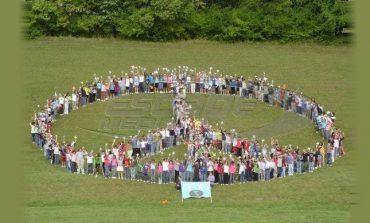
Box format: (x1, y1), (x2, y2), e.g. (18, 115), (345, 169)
(30, 66), (345, 185)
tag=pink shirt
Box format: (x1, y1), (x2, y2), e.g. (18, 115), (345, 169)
(111, 158), (118, 167)
(157, 165), (163, 173)
(229, 164), (236, 174)
(169, 163), (174, 171)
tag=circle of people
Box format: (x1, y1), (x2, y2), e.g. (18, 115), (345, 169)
(30, 65), (345, 187)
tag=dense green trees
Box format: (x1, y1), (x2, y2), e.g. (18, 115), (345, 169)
(23, 0), (352, 41)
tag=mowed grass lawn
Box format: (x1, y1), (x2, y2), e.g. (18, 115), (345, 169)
(22, 38), (355, 223)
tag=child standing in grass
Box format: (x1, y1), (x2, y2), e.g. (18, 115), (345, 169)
(117, 156), (124, 179)
(86, 152), (94, 175)
(157, 161), (163, 184)
(103, 155), (110, 178)
(111, 155), (118, 179)
(94, 153), (101, 177)
(130, 157), (137, 180)
(229, 161), (236, 184)
(169, 160), (175, 183)
(218, 162), (224, 184)
(124, 156), (130, 179)
(150, 159), (156, 183)
(143, 161), (149, 182)
(252, 160), (259, 182)
(223, 161), (229, 185)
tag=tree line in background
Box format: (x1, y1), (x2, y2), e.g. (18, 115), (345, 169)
(23, 0), (352, 42)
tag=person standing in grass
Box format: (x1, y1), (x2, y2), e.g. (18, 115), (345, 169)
(246, 157), (253, 182)
(296, 150), (303, 174)
(157, 161), (163, 184)
(53, 143), (60, 165)
(103, 155), (111, 179)
(117, 156), (124, 179)
(287, 152), (294, 176)
(326, 142), (333, 166)
(136, 158), (143, 181)
(60, 145), (66, 168)
(143, 161), (149, 182)
(178, 160), (185, 181)
(169, 160), (175, 183)
(302, 150), (309, 173)
(264, 157), (271, 181)
(308, 152), (315, 173)
(124, 155), (130, 179)
(259, 158), (265, 181)
(111, 155), (118, 179)
(270, 157), (276, 179)
(229, 161), (236, 184)
(252, 160), (260, 182)
(76, 148), (86, 174)
(319, 143), (325, 167)
(65, 148), (71, 172)
(150, 159), (156, 183)
(218, 161), (224, 184)
(200, 161), (208, 182)
(30, 121), (38, 144)
(276, 155), (282, 178)
(94, 153), (101, 177)
(130, 157), (137, 180)
(71, 150), (77, 173)
(185, 160), (193, 182)
(162, 158), (169, 184)
(239, 160), (246, 183)
(86, 152), (94, 175)
(281, 155), (287, 178)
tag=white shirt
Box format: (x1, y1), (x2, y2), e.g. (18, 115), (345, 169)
(265, 161), (270, 169)
(259, 161), (265, 170)
(139, 75), (144, 82)
(31, 125), (37, 134)
(87, 156), (93, 164)
(72, 93), (77, 102)
(239, 163), (245, 174)
(53, 146), (60, 155)
(207, 161), (214, 171)
(277, 158), (282, 167)
(186, 76), (191, 83)
(224, 165), (229, 173)
(334, 139), (340, 148)
(162, 161), (169, 171)
(150, 163), (156, 170)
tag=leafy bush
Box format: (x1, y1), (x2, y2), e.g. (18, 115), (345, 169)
(23, 0), (352, 42)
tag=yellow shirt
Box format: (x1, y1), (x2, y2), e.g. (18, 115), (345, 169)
(319, 146), (325, 156)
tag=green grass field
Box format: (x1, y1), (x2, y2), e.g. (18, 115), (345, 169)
(22, 38), (355, 223)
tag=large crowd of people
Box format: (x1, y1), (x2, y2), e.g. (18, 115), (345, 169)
(30, 66), (345, 185)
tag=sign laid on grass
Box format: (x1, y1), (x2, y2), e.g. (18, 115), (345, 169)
(181, 181), (212, 202)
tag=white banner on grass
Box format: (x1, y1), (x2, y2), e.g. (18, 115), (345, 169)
(181, 181), (212, 202)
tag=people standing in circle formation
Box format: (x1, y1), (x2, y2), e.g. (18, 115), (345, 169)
(30, 66), (345, 184)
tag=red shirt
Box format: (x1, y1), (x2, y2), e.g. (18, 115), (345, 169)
(124, 158), (130, 167)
